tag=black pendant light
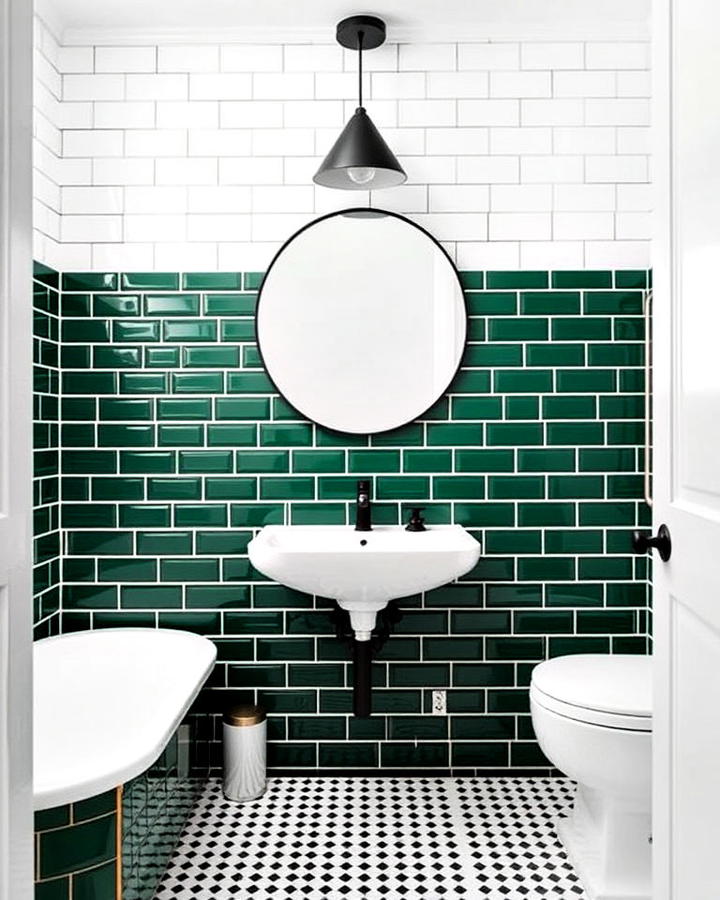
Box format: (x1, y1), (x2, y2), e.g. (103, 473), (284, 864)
(313, 15), (407, 190)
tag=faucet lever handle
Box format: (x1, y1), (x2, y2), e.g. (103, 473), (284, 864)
(406, 507), (427, 532)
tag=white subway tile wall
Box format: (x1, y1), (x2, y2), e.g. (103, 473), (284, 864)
(33, 19), (651, 272)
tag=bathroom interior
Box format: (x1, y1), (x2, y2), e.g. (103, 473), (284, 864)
(1, 0), (718, 897)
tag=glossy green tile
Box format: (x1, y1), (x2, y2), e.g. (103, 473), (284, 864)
(484, 529), (541, 554)
(348, 449), (399, 473)
(171, 372), (224, 393)
(548, 475), (604, 498)
(112, 320), (160, 342)
(120, 450), (175, 474)
(589, 343), (643, 366)
(579, 557), (633, 581)
(432, 476), (484, 500)
(292, 450), (346, 473)
(577, 609), (636, 633)
(542, 396), (596, 419)
(205, 292), (257, 315)
(488, 318), (548, 341)
(260, 424), (313, 447)
(376, 476), (430, 500)
(495, 369), (551, 397)
(454, 502), (514, 527)
(599, 395), (643, 419)
(215, 397), (270, 420)
(463, 344), (523, 368)
(260, 477), (314, 500)
(547, 422), (604, 445)
(159, 559), (220, 584)
(451, 396), (503, 419)
(62, 372), (117, 395)
(163, 320), (216, 343)
(145, 293), (200, 316)
(449, 370), (492, 393)
(520, 291), (580, 315)
(220, 319), (255, 342)
(183, 346), (239, 367)
(183, 272), (242, 290)
(615, 270), (647, 289)
(460, 271), (484, 289)
(402, 449), (452, 473)
(454, 449), (513, 473)
(230, 503), (284, 526)
(99, 398), (152, 420)
(465, 291), (517, 316)
(486, 271), (548, 289)
(427, 423), (481, 446)
(62, 272), (118, 292)
(227, 372), (274, 393)
(505, 396), (539, 420)
(290, 503), (346, 524)
(551, 270), (611, 289)
(518, 556), (574, 581)
(486, 423), (543, 446)
(526, 343), (584, 367)
(118, 504), (170, 527)
(97, 558), (156, 582)
(488, 476), (544, 499)
(147, 477), (202, 500)
(579, 448), (636, 471)
(486, 636), (544, 659)
(545, 529), (603, 553)
(556, 369), (616, 393)
(518, 502), (575, 526)
(121, 272), (179, 290)
(136, 530), (193, 555)
(93, 293), (140, 317)
(119, 372), (167, 394)
(145, 346), (181, 367)
(244, 272), (264, 290)
(207, 424), (257, 446)
(158, 424), (204, 446)
(552, 317), (611, 341)
(120, 585), (182, 609)
(154, 399), (208, 420)
(98, 425), (155, 448)
(546, 584), (603, 607)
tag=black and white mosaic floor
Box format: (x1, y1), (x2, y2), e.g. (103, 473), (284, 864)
(154, 777), (586, 899)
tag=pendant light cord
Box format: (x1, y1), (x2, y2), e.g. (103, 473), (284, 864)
(358, 30), (364, 108)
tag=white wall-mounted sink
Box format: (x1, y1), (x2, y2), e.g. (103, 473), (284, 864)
(248, 525), (481, 640)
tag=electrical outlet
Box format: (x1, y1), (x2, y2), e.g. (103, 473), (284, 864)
(432, 690), (447, 715)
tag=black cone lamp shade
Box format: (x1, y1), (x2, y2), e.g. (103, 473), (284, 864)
(314, 106), (406, 189)
(313, 15), (407, 191)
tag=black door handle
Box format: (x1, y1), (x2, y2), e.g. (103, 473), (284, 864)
(632, 524), (672, 561)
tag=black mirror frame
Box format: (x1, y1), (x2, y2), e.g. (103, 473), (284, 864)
(254, 206), (468, 436)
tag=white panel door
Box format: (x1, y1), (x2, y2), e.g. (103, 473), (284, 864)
(653, 0), (720, 897)
(0, 0), (34, 897)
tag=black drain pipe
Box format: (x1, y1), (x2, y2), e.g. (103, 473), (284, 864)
(353, 640), (373, 718)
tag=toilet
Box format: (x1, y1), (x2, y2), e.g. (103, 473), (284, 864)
(530, 654), (652, 900)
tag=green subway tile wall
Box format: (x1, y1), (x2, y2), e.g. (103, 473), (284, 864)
(33, 263), (61, 639)
(38, 266), (653, 774)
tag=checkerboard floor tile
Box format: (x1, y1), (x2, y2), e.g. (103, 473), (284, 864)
(153, 777), (586, 899)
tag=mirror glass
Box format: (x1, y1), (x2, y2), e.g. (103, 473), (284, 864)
(256, 209), (466, 434)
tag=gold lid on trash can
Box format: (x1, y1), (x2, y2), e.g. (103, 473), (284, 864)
(224, 704), (266, 727)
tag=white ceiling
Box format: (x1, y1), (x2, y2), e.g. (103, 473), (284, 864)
(40, 0), (651, 44)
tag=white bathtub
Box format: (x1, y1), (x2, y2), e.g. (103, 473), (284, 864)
(34, 628), (216, 810)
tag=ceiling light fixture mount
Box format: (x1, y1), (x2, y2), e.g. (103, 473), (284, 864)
(313, 14), (407, 191)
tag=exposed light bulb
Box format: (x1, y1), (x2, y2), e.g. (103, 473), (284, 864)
(347, 166), (376, 185)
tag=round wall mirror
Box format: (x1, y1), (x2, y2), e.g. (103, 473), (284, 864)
(256, 208), (467, 434)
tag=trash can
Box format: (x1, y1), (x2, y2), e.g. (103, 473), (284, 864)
(223, 703), (267, 802)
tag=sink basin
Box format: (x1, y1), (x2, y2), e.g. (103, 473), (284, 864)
(248, 525), (481, 640)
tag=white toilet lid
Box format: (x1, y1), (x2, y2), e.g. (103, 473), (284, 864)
(531, 654), (652, 723)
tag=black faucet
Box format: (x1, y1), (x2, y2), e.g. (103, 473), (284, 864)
(355, 480), (372, 531)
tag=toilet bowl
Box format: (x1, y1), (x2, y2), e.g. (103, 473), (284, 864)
(530, 654), (652, 900)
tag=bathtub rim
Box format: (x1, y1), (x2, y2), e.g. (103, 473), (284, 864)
(33, 627), (217, 811)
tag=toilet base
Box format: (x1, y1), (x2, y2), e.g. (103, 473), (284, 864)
(557, 785), (651, 900)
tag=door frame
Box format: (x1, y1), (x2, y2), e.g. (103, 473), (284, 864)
(0, 0), (35, 897)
